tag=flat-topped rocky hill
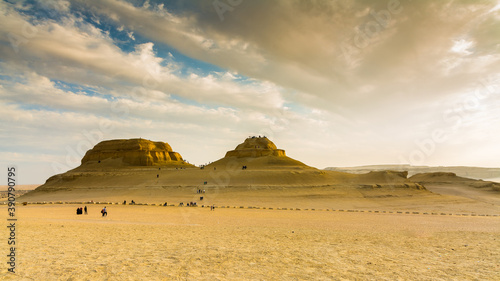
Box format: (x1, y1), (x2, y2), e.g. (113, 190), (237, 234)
(80, 138), (192, 167)
(209, 136), (310, 169)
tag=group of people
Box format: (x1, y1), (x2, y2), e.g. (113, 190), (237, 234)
(75, 205), (107, 216)
(179, 202), (198, 207)
(196, 189), (206, 193)
(75, 205), (106, 216)
(76, 206), (87, 215)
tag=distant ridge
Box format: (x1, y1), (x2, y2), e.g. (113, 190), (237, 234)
(410, 172), (500, 191)
(324, 165), (500, 181)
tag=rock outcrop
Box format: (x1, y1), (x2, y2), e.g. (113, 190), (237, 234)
(410, 172), (500, 191)
(81, 138), (187, 166)
(225, 136), (286, 158)
(205, 136), (311, 169)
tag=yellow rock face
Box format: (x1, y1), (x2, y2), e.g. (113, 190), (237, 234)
(81, 138), (186, 166)
(225, 136), (286, 158)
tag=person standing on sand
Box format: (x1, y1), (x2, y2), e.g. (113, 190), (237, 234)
(84, 206), (87, 215)
(101, 207), (107, 217)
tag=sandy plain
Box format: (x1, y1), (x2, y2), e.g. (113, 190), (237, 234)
(1, 202), (499, 280)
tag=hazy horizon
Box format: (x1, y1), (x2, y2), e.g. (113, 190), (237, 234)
(1, 0), (499, 184)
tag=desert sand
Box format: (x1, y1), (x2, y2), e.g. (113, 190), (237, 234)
(0, 204), (498, 280)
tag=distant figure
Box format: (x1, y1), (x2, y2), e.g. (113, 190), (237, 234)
(200, 197), (204, 200)
(204, 181), (207, 185)
(163, 202), (168, 206)
(76, 207), (81, 215)
(101, 207), (107, 217)
(123, 200), (127, 205)
(157, 174), (159, 178)
(131, 200), (135, 205)
(84, 206), (87, 215)
(214, 167), (216, 170)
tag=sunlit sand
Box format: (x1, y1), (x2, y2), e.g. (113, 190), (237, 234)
(1, 204), (498, 280)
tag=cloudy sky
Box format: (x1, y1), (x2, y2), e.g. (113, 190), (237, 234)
(1, 0), (499, 184)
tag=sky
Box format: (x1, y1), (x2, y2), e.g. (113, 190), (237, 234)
(1, 0), (499, 184)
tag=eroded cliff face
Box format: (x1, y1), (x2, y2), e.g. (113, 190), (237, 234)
(81, 138), (186, 166)
(225, 137), (286, 158)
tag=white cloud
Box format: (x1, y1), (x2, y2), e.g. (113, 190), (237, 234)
(71, 0), (500, 115)
(0, 2), (286, 112)
(38, 0), (71, 12)
(451, 39), (475, 55)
